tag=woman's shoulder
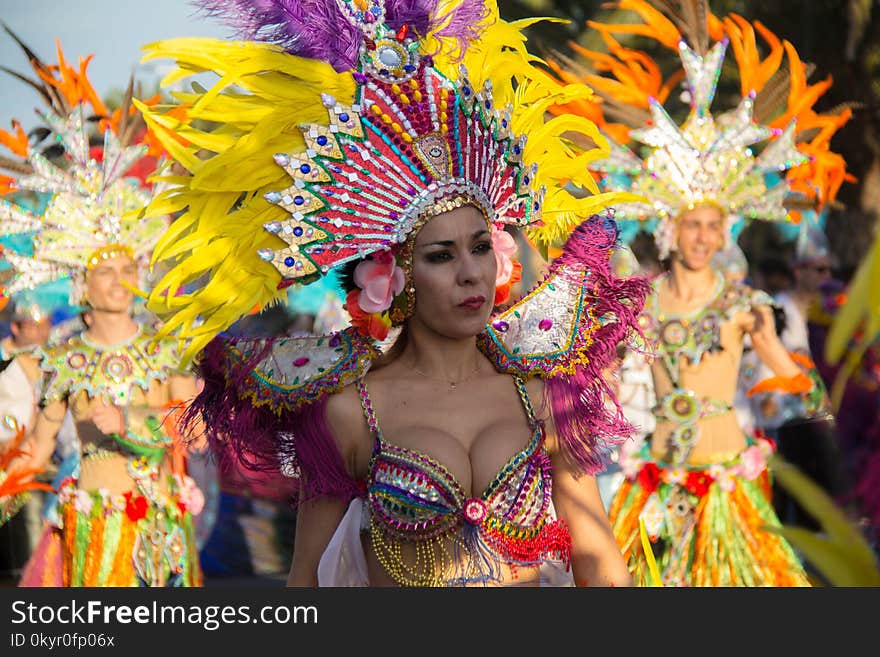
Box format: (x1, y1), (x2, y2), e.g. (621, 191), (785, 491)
(323, 377), (373, 466)
(521, 375), (562, 452)
(522, 376), (546, 409)
(324, 379), (365, 425)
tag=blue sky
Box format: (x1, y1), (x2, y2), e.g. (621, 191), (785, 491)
(0, 0), (230, 131)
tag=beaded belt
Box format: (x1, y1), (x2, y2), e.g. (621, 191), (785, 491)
(653, 389), (732, 466)
(653, 389), (731, 424)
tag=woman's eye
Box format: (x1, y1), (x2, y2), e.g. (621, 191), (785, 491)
(473, 242), (492, 254)
(426, 251), (452, 263)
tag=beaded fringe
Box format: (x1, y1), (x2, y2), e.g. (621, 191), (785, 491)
(370, 517), (571, 587)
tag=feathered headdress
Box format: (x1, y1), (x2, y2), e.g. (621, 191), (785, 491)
(137, 0), (636, 361)
(0, 27), (169, 307)
(546, 0), (854, 259)
(134, 1), (652, 489)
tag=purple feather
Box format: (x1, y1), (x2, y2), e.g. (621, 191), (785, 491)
(431, 0), (490, 59)
(181, 335), (362, 506)
(192, 0), (489, 70)
(194, 0), (362, 71)
(383, 0), (437, 37)
(544, 215), (651, 475)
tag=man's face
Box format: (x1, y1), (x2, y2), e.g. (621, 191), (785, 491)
(674, 205), (724, 271)
(795, 256), (832, 293)
(84, 255), (137, 313)
(11, 316), (51, 347)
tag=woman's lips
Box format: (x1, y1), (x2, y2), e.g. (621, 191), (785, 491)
(458, 295), (486, 310)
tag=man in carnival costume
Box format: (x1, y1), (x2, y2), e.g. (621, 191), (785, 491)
(0, 273), (75, 582)
(0, 35), (205, 587)
(549, 0), (853, 585)
(136, 0), (649, 587)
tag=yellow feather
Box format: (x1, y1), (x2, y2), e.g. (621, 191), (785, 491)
(638, 518), (664, 586)
(825, 235), (879, 363)
(139, 4), (628, 363)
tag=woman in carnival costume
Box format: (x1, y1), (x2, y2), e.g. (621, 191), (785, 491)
(0, 38), (205, 586)
(548, 0), (853, 585)
(137, 0), (649, 587)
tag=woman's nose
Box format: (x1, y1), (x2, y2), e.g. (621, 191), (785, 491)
(457, 253), (481, 284)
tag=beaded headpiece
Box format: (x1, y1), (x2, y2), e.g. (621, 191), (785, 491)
(139, 0), (627, 360)
(255, 21), (542, 282)
(548, 0), (853, 259)
(0, 35), (168, 307)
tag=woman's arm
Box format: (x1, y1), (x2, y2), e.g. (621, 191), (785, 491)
(287, 384), (373, 586)
(550, 451), (633, 587)
(528, 378), (632, 587)
(287, 492), (350, 586)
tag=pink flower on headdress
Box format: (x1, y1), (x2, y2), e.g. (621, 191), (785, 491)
(491, 224), (522, 305)
(353, 251), (405, 314)
(491, 224), (517, 286)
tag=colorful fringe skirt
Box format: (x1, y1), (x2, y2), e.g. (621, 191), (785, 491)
(21, 483), (202, 587)
(609, 435), (810, 587)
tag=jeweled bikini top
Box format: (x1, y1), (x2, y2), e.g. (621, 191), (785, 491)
(637, 273), (773, 386)
(358, 375), (571, 586)
(40, 324), (181, 406)
(40, 324), (184, 463)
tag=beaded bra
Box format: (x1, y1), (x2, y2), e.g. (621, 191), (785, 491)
(637, 273), (773, 464)
(358, 376), (571, 586)
(41, 324), (180, 406)
(40, 324), (182, 464)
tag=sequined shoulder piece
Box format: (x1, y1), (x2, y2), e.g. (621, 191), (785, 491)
(41, 325), (181, 404)
(207, 326), (379, 414)
(478, 219), (646, 380)
(477, 264), (605, 378)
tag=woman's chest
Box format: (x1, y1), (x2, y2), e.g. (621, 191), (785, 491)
(369, 415), (537, 499)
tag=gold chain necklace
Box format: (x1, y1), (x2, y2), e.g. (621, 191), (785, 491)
(410, 362), (481, 390)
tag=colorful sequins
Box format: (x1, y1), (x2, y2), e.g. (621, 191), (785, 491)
(359, 376), (570, 586)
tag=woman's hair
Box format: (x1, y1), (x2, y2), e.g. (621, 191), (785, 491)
(372, 326), (408, 370)
(338, 258), (361, 295)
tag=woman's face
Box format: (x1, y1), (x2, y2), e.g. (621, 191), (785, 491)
(674, 205), (724, 271)
(85, 254), (137, 313)
(410, 205), (496, 339)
